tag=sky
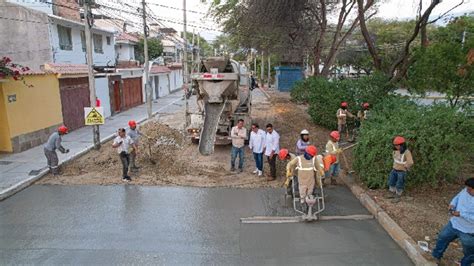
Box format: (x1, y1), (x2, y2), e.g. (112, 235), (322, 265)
(123, 0), (474, 42)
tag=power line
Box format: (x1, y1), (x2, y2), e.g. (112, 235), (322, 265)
(147, 2), (207, 15)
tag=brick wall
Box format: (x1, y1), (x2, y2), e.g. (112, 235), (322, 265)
(52, 0), (80, 21)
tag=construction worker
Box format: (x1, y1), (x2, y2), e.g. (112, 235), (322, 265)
(43, 126), (70, 175)
(287, 145), (324, 204)
(432, 177), (474, 266)
(357, 102), (370, 124)
(112, 128), (137, 182)
(230, 119), (247, 173)
(386, 136), (414, 203)
(127, 120), (141, 172)
(279, 149), (297, 195)
(337, 101), (354, 141)
(264, 123), (280, 181)
(249, 123), (266, 176)
(325, 131), (342, 185)
(295, 129), (310, 156)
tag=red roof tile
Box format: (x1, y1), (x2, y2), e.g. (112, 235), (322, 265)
(116, 32), (140, 43)
(42, 63), (90, 75)
(150, 65), (171, 74)
(167, 62), (183, 69)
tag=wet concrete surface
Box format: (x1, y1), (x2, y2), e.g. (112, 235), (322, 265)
(0, 185), (412, 265)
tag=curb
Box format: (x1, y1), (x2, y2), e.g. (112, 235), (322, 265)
(0, 97), (183, 202)
(339, 174), (435, 266)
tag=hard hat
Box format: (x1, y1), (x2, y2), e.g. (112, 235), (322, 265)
(278, 149), (289, 160)
(330, 131), (340, 141)
(393, 136), (405, 145)
(341, 102), (348, 107)
(58, 125), (68, 134)
(128, 120), (137, 127)
(305, 145), (317, 157)
(363, 102), (369, 109)
(300, 129), (309, 135)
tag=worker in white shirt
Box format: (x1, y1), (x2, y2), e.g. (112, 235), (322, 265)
(112, 128), (137, 182)
(230, 119), (247, 172)
(264, 123), (280, 181)
(249, 123), (266, 177)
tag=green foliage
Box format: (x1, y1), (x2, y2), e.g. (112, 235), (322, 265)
(291, 73), (394, 129)
(354, 98), (474, 188)
(137, 38), (163, 62)
(407, 16), (474, 108)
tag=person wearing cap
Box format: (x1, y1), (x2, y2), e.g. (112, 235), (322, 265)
(113, 128), (137, 182)
(337, 101), (354, 141)
(249, 123), (266, 176)
(43, 126), (70, 175)
(325, 131), (342, 185)
(127, 120), (141, 172)
(279, 149), (297, 194)
(264, 123), (280, 181)
(295, 129), (310, 156)
(286, 145), (324, 204)
(432, 177), (474, 266)
(386, 136), (414, 203)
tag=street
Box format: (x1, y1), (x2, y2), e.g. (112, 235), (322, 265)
(0, 185), (412, 265)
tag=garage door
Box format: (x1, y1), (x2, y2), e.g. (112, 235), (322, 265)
(122, 77), (143, 110)
(59, 77), (90, 131)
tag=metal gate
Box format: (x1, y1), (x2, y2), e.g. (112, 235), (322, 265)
(59, 77), (90, 131)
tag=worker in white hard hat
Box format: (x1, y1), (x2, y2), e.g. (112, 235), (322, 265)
(295, 129), (310, 156)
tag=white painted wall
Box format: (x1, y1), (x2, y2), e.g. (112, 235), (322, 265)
(95, 77), (111, 118)
(151, 74), (171, 99)
(116, 42), (135, 61)
(49, 19), (115, 67)
(169, 69), (183, 92)
(7, 0), (53, 14)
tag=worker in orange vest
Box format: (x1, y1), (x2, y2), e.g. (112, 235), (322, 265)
(325, 131), (342, 185)
(386, 136), (414, 203)
(337, 102), (354, 141)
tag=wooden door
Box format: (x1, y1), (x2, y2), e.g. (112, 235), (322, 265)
(59, 77), (90, 131)
(113, 80), (121, 112)
(122, 77), (143, 109)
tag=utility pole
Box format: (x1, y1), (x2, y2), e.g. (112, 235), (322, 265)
(260, 51), (264, 87)
(141, 0), (152, 119)
(183, 0), (190, 128)
(254, 52), (257, 74)
(183, 0), (188, 85)
(83, 0), (100, 150)
(191, 29), (195, 71)
(197, 32), (201, 64)
(267, 56), (271, 89)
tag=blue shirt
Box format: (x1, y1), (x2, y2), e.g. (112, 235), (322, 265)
(450, 188), (474, 234)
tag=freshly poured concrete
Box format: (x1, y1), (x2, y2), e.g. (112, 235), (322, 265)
(0, 185), (413, 265)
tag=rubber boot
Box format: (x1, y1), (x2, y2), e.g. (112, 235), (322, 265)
(391, 190), (403, 203)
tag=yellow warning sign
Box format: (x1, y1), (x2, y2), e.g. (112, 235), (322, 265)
(84, 107), (105, 125)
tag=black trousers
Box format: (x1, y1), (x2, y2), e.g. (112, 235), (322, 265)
(267, 155), (277, 178)
(120, 152), (130, 178)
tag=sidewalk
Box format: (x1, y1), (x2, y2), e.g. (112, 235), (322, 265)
(0, 91), (184, 201)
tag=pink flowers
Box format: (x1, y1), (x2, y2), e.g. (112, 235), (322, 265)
(0, 57), (33, 87)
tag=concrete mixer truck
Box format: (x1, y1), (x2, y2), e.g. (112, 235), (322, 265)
(187, 57), (251, 155)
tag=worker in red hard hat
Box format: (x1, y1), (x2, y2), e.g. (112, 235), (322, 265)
(357, 102), (370, 124)
(287, 145), (324, 204)
(43, 125), (70, 175)
(279, 148), (297, 195)
(386, 136), (414, 203)
(127, 120), (141, 171)
(325, 131), (342, 185)
(337, 101), (354, 141)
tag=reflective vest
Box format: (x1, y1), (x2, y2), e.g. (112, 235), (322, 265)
(296, 156), (317, 171)
(394, 152), (406, 165)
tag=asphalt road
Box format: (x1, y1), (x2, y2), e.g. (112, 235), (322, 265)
(0, 185), (413, 265)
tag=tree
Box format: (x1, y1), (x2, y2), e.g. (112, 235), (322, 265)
(407, 16), (474, 108)
(183, 31), (213, 58)
(137, 38), (163, 63)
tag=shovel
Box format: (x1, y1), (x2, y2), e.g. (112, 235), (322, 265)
(29, 166), (48, 176)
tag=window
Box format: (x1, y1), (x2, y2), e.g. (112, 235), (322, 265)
(106, 36), (111, 45)
(93, 34), (103, 54)
(57, 25), (72, 50)
(80, 31), (86, 52)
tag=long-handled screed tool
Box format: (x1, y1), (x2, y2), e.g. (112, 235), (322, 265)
(143, 135), (156, 165)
